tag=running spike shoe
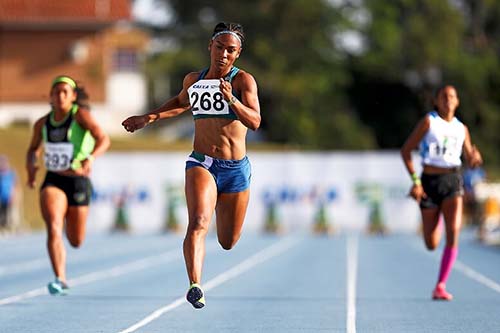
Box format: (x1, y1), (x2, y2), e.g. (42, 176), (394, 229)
(432, 283), (453, 301)
(47, 278), (69, 296)
(186, 283), (205, 309)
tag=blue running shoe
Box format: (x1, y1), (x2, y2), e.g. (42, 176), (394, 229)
(47, 278), (69, 296)
(186, 283), (205, 309)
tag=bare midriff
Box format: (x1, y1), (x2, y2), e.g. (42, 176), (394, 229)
(55, 169), (87, 177)
(422, 164), (460, 175)
(193, 118), (247, 160)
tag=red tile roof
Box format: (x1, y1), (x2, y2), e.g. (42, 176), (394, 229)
(0, 0), (131, 23)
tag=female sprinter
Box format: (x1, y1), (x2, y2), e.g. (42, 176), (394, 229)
(122, 22), (261, 309)
(401, 85), (482, 300)
(26, 75), (110, 295)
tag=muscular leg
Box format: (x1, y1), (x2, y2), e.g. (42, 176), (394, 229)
(421, 207), (442, 250)
(435, 196), (462, 291)
(65, 206), (89, 248)
(441, 196), (463, 248)
(40, 186), (68, 282)
(215, 189), (250, 250)
(184, 167), (217, 284)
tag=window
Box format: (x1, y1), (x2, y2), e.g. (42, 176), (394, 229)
(112, 48), (138, 72)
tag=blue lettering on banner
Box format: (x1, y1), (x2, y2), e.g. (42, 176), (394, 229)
(354, 182), (408, 203)
(262, 185), (339, 205)
(92, 186), (150, 204)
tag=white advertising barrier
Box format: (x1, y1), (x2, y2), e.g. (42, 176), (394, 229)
(88, 151), (422, 234)
(474, 182), (500, 202)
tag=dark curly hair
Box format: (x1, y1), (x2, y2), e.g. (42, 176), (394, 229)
(212, 22), (245, 44)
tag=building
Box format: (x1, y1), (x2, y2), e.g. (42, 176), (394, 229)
(0, 0), (150, 134)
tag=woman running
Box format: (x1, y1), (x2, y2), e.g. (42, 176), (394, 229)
(401, 85), (482, 300)
(26, 75), (110, 295)
(122, 22), (261, 309)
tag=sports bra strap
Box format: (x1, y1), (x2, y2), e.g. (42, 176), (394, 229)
(226, 67), (239, 82)
(197, 68), (209, 80)
(198, 67), (240, 82)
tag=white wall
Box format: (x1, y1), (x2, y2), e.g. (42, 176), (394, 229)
(107, 72), (147, 111)
(87, 151), (422, 234)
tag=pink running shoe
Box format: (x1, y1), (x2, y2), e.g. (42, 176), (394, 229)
(432, 283), (453, 301)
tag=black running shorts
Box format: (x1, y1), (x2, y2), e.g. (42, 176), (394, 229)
(420, 172), (464, 209)
(41, 172), (92, 206)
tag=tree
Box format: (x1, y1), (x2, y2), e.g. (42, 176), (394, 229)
(143, 0), (500, 167)
(349, 0), (500, 165)
(147, 0), (377, 149)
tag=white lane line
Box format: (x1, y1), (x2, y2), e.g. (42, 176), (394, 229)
(454, 260), (500, 293)
(0, 258), (47, 277)
(410, 241), (500, 294)
(0, 239), (171, 277)
(346, 234), (358, 333)
(0, 287), (48, 306)
(0, 245), (190, 306)
(117, 237), (299, 333)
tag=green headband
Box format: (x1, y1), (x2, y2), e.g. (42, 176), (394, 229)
(52, 76), (77, 89)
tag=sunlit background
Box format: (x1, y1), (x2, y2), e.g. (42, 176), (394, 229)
(1, 0), (499, 243)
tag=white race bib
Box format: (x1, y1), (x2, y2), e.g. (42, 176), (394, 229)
(428, 136), (460, 162)
(188, 79), (230, 116)
(44, 142), (73, 171)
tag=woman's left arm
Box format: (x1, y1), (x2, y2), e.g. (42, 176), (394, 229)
(76, 108), (111, 174)
(463, 126), (482, 168)
(220, 72), (261, 130)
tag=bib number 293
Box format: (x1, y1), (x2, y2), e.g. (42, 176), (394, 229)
(45, 152), (71, 171)
(44, 142), (74, 171)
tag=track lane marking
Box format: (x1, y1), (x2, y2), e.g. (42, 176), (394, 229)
(0, 258), (47, 277)
(0, 242), (216, 306)
(346, 234), (358, 333)
(117, 237), (299, 333)
(454, 260), (500, 293)
(0, 236), (177, 277)
(411, 240), (500, 293)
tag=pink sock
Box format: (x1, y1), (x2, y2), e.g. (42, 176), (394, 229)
(437, 246), (458, 285)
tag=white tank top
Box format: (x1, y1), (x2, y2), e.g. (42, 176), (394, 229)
(419, 111), (465, 168)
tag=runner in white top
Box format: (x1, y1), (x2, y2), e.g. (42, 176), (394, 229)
(401, 85), (482, 300)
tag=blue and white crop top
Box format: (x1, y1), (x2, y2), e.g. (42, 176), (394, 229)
(419, 111), (465, 168)
(187, 67), (240, 120)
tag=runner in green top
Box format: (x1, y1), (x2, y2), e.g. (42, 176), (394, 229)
(26, 75), (110, 295)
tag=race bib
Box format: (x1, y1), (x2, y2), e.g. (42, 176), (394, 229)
(428, 136), (460, 162)
(188, 79), (230, 116)
(44, 142), (73, 171)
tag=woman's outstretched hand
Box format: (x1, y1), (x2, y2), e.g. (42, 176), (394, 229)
(122, 115), (150, 133)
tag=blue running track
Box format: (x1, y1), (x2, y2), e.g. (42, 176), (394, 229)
(0, 228), (499, 332)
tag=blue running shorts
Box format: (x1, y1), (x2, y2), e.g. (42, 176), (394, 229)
(185, 151), (251, 193)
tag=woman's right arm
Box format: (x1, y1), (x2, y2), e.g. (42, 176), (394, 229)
(401, 115), (430, 201)
(401, 116), (429, 175)
(26, 117), (45, 188)
(462, 126), (483, 168)
(122, 73), (197, 133)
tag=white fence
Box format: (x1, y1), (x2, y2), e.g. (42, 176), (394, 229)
(87, 151), (422, 234)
